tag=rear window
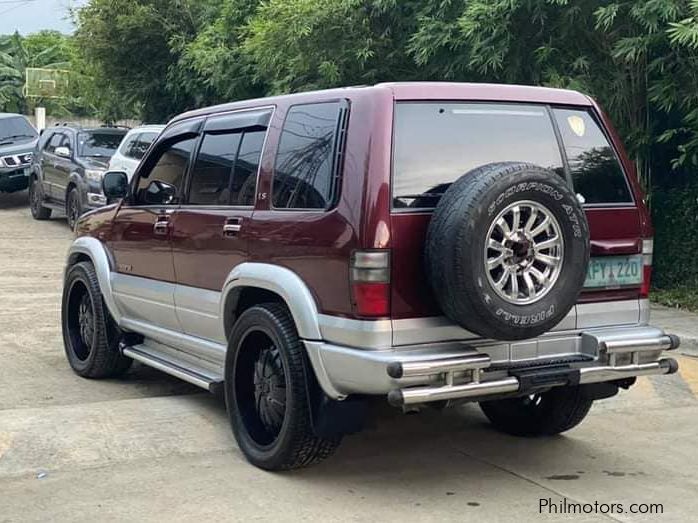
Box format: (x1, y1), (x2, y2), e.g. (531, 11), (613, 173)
(392, 102), (633, 209)
(78, 131), (126, 158)
(392, 103), (564, 209)
(552, 108), (632, 204)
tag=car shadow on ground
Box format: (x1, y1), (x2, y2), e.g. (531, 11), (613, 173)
(0, 190), (29, 210)
(161, 377), (599, 488)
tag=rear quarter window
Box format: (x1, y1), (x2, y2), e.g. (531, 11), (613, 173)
(392, 103), (565, 209)
(552, 108), (633, 205)
(272, 101), (346, 210)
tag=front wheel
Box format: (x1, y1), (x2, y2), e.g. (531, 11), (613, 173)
(66, 188), (82, 230)
(29, 178), (51, 220)
(225, 303), (341, 470)
(62, 261), (132, 378)
(479, 386), (593, 437)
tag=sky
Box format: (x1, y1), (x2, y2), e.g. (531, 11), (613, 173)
(0, 0), (89, 35)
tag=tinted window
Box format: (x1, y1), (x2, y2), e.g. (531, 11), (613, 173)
(128, 132), (158, 161)
(118, 134), (137, 156)
(45, 132), (63, 153)
(0, 116), (37, 143)
(231, 130), (265, 206)
(189, 133), (241, 205)
(392, 103), (564, 208)
(553, 109), (632, 204)
(273, 102), (342, 209)
(136, 137), (196, 205)
(78, 131), (127, 158)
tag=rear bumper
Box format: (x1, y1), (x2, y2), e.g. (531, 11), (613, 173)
(304, 325), (680, 403)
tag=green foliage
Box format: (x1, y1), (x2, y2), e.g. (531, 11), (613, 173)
(0, 31), (76, 115)
(652, 177), (698, 294)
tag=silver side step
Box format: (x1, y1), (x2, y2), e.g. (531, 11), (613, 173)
(122, 344), (223, 392)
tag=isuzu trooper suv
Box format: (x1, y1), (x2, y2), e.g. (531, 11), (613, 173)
(61, 82), (680, 471)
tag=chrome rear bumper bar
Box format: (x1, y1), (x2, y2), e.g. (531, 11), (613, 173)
(389, 358), (678, 406)
(304, 324), (681, 402)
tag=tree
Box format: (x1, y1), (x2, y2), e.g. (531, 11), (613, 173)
(243, 0), (422, 94)
(74, 0), (219, 122)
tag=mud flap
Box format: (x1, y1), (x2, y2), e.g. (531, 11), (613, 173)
(301, 352), (367, 438)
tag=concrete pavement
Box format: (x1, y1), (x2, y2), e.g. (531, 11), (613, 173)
(2, 189), (698, 522)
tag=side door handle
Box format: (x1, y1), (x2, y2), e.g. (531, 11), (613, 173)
(154, 214), (171, 235)
(223, 217), (243, 237)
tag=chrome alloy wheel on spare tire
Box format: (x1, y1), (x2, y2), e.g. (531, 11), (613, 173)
(425, 162), (590, 341)
(485, 200), (564, 305)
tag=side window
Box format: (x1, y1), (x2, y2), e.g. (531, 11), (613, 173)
(60, 133), (73, 153)
(553, 109), (632, 204)
(119, 134), (137, 157)
(231, 130), (265, 206)
(188, 133), (241, 206)
(130, 132), (158, 160)
(45, 132), (62, 154)
(136, 136), (197, 205)
(272, 102), (344, 209)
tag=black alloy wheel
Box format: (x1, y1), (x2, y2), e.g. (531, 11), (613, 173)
(66, 188), (81, 230)
(62, 261), (133, 378)
(226, 303), (341, 470)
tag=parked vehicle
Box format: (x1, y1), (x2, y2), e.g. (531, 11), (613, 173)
(107, 125), (165, 180)
(29, 124), (128, 229)
(61, 83), (680, 471)
(0, 113), (38, 194)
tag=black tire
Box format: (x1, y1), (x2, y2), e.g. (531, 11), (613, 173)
(480, 386), (594, 437)
(66, 187), (81, 230)
(425, 162), (590, 341)
(225, 303), (341, 470)
(62, 261), (133, 378)
(29, 177), (51, 220)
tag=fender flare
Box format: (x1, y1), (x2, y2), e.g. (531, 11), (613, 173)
(66, 236), (122, 323)
(221, 263), (323, 341)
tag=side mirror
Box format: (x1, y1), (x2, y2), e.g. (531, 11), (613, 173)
(55, 146), (71, 158)
(144, 179), (177, 205)
(102, 171), (129, 202)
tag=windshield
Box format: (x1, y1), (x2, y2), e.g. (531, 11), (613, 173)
(0, 116), (37, 144)
(78, 131), (126, 158)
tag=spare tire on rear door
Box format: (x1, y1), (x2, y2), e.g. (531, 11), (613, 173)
(425, 162), (590, 341)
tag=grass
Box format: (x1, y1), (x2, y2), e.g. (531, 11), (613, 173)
(651, 286), (698, 313)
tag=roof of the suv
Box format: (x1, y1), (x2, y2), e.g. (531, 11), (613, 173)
(45, 125), (128, 134)
(171, 82), (592, 125)
(0, 113), (29, 120)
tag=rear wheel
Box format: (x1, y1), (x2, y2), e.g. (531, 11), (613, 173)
(66, 187), (81, 230)
(29, 177), (51, 220)
(225, 303), (341, 470)
(62, 261), (132, 378)
(479, 386), (593, 436)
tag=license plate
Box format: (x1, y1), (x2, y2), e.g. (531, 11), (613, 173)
(584, 255), (643, 289)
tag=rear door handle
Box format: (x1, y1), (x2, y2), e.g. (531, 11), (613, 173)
(154, 215), (170, 235)
(223, 217), (243, 237)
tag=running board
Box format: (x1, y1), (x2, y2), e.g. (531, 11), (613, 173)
(122, 344), (223, 392)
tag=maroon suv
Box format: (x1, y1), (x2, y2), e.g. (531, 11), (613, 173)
(61, 82), (680, 470)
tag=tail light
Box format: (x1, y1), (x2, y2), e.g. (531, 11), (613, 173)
(350, 250), (390, 317)
(641, 238), (653, 298)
